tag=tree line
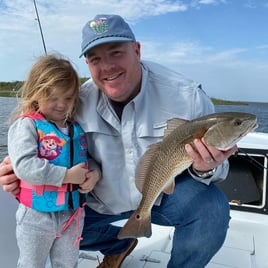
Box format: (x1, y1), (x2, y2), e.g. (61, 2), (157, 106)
(0, 78), (90, 97)
(0, 79), (245, 105)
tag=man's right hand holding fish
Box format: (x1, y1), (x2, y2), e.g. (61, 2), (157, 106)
(185, 137), (237, 174)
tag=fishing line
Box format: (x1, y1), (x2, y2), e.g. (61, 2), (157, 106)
(236, 148), (268, 170)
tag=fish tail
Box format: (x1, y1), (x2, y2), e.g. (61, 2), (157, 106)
(117, 211), (152, 239)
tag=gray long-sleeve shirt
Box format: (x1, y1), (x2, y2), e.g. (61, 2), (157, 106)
(76, 61), (229, 215)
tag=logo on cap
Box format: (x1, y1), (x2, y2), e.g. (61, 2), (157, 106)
(89, 17), (108, 35)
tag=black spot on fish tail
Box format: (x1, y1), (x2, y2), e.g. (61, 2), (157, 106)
(117, 211), (152, 239)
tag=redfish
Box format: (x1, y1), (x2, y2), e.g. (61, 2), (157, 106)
(118, 112), (257, 239)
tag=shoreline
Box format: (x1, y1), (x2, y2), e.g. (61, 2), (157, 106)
(0, 92), (248, 106)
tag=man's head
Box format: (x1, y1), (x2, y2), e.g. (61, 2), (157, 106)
(81, 14), (142, 103)
(80, 14), (136, 58)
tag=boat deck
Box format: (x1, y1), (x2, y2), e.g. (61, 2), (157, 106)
(1, 133), (268, 268)
(77, 210), (268, 268)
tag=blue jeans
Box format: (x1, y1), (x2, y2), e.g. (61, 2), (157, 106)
(80, 172), (230, 268)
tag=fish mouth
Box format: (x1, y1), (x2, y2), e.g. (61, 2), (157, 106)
(241, 121), (258, 137)
(217, 120), (258, 151)
(252, 122), (258, 131)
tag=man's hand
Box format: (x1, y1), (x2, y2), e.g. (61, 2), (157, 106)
(185, 138), (237, 172)
(0, 156), (20, 195)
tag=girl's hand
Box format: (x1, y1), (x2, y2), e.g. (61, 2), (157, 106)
(79, 169), (101, 193)
(64, 163), (88, 184)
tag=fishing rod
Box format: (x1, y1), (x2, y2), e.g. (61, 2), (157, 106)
(32, 0), (47, 55)
(236, 148), (267, 170)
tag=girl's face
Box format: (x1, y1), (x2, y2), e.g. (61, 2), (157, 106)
(38, 87), (76, 127)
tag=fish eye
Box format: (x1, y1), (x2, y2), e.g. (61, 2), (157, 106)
(234, 119), (242, 126)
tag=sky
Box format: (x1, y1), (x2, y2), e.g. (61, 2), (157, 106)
(0, 0), (268, 102)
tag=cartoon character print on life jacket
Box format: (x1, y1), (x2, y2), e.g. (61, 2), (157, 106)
(38, 130), (66, 160)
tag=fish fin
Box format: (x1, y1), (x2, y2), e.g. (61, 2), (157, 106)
(164, 118), (188, 138)
(117, 211), (152, 239)
(135, 142), (162, 193)
(163, 180), (175, 195)
(203, 122), (225, 147)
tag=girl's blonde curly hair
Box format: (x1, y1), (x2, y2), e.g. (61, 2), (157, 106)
(11, 53), (80, 123)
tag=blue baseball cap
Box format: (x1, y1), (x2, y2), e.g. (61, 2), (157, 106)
(80, 14), (136, 58)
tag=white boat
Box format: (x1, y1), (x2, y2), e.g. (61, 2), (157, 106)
(1, 132), (267, 268)
(77, 132), (268, 268)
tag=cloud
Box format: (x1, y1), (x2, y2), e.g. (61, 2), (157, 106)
(1, 0), (268, 102)
(141, 39), (268, 102)
(199, 0), (219, 4)
(0, 0), (189, 81)
(256, 44), (268, 49)
(141, 39), (250, 65)
(192, 0), (227, 7)
(1, 0), (188, 21)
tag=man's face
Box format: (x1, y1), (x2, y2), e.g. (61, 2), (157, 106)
(85, 42), (142, 102)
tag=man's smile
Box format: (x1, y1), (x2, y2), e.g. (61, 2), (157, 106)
(104, 72), (123, 81)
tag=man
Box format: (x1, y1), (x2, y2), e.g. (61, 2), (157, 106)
(0, 14), (236, 268)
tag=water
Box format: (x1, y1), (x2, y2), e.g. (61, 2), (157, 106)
(1, 97), (268, 170)
(0, 97), (268, 161)
(215, 102), (268, 133)
(0, 97), (268, 267)
(0, 97), (17, 162)
(0, 97), (19, 268)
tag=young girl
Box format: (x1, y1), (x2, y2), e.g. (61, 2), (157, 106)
(8, 54), (100, 268)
